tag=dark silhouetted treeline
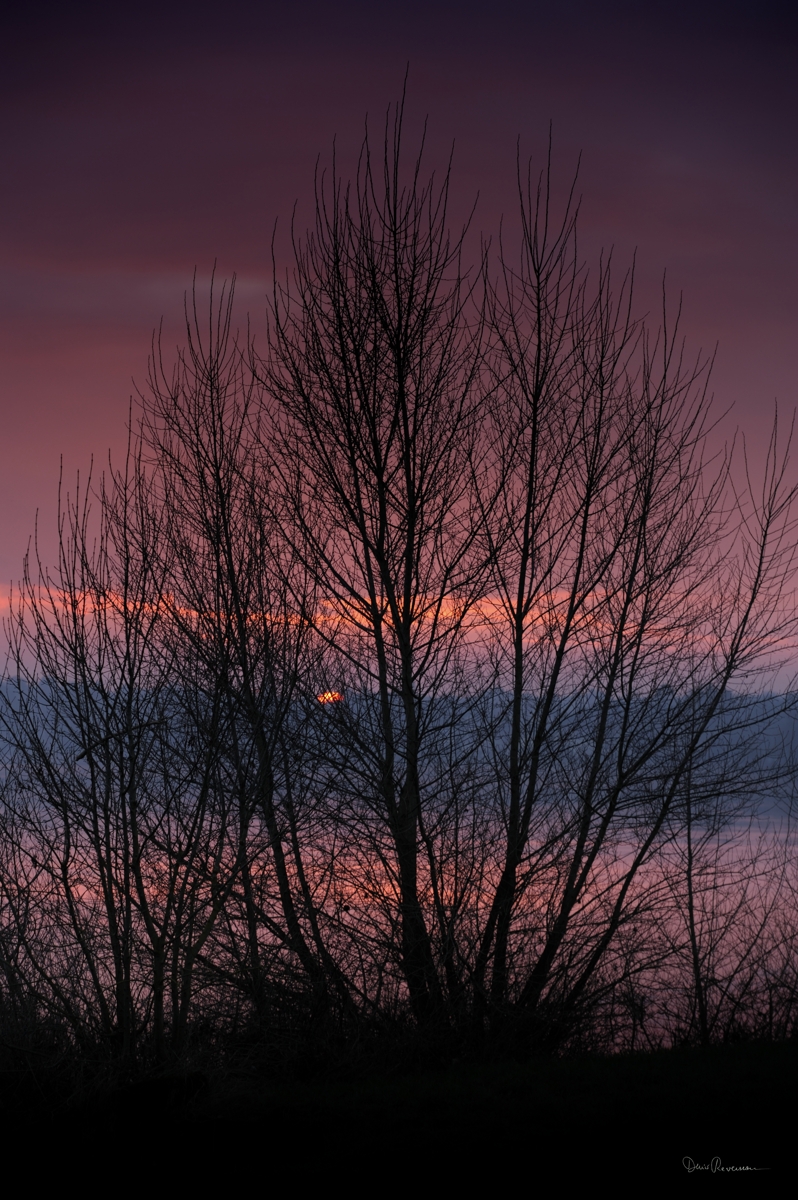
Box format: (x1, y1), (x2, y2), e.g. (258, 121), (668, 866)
(2, 103), (798, 1095)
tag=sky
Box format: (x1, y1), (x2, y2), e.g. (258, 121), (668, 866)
(1, 0), (796, 591)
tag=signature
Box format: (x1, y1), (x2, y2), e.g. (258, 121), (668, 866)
(682, 1157), (767, 1173)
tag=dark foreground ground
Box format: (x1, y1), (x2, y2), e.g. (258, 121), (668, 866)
(3, 1040), (793, 1182)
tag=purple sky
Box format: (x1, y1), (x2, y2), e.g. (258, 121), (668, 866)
(1, 0), (796, 590)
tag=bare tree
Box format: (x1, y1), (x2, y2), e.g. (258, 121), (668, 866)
(0, 446), (243, 1065)
(471, 153), (798, 1040)
(260, 98), (490, 1025)
(138, 280), (359, 1031)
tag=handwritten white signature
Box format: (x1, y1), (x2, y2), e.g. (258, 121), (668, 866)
(682, 1157), (767, 1173)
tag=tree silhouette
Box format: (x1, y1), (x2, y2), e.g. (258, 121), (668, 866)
(2, 100), (798, 1073)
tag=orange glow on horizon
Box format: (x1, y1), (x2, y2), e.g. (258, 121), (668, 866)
(317, 690), (344, 704)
